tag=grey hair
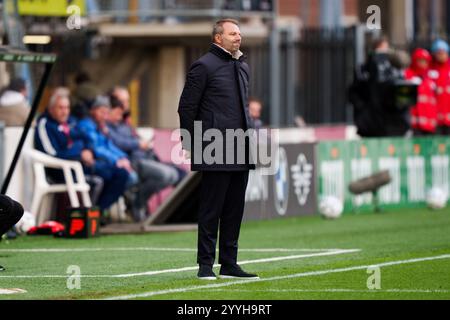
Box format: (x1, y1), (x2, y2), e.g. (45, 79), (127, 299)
(48, 87), (70, 109)
(212, 18), (239, 42)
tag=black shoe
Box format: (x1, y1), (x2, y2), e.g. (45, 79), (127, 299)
(219, 264), (259, 279)
(197, 265), (217, 281)
(0, 265), (5, 272)
(6, 228), (18, 240)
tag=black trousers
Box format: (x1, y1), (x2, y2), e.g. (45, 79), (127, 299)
(0, 195), (24, 236)
(197, 171), (249, 266)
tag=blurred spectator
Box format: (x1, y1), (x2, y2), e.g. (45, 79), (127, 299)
(162, 0), (181, 24)
(405, 49), (438, 136)
(429, 39), (450, 135)
(0, 77), (30, 126)
(76, 96), (134, 217)
(107, 92), (186, 221)
(34, 88), (106, 211)
(349, 36), (412, 137)
(248, 97), (264, 129)
(71, 72), (100, 120)
(110, 86), (132, 124)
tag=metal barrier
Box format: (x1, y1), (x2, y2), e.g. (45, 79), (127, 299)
(91, 0), (274, 21)
(297, 27), (356, 125)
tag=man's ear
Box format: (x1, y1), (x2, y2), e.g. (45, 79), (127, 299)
(214, 34), (222, 45)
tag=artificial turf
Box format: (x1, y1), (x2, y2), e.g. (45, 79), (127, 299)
(0, 207), (449, 300)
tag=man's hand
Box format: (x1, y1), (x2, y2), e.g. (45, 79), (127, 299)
(116, 158), (133, 172)
(139, 139), (151, 151)
(81, 149), (95, 167)
(184, 150), (191, 160)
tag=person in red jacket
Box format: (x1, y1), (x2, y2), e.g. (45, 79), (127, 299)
(405, 48), (438, 135)
(429, 39), (450, 135)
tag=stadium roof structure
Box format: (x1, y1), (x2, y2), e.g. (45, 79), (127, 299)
(0, 46), (56, 195)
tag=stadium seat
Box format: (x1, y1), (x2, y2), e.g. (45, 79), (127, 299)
(25, 149), (92, 224)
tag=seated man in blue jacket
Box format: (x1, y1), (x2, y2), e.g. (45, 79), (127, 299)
(35, 89), (128, 214)
(76, 96), (137, 213)
(107, 92), (187, 221)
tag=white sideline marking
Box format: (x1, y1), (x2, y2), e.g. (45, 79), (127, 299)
(0, 247), (343, 253)
(0, 249), (359, 279)
(206, 289), (450, 294)
(0, 288), (27, 295)
(113, 249), (360, 278)
(104, 253), (450, 300)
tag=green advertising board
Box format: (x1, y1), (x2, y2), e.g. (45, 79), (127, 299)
(376, 138), (407, 209)
(317, 141), (352, 212)
(429, 137), (450, 196)
(347, 139), (379, 212)
(317, 137), (450, 214)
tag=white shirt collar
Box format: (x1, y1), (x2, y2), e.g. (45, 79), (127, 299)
(213, 43), (243, 60)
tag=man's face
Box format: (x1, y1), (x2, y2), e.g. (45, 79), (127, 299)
(416, 58), (430, 71)
(435, 50), (449, 64)
(91, 106), (110, 126)
(114, 89), (130, 112)
(377, 40), (389, 52)
(109, 107), (124, 124)
(49, 97), (70, 124)
(249, 101), (262, 119)
(216, 22), (242, 53)
(21, 88), (28, 99)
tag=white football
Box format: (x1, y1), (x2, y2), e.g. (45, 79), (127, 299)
(319, 196), (344, 219)
(15, 211), (36, 234)
(426, 187), (448, 210)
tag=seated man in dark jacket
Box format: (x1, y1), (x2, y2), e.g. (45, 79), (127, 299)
(349, 36), (412, 137)
(35, 89), (127, 213)
(107, 95), (186, 221)
(0, 194), (24, 271)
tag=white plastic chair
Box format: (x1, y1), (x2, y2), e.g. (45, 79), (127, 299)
(26, 149), (92, 224)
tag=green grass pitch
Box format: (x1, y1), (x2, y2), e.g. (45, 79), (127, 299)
(1, 207), (450, 300)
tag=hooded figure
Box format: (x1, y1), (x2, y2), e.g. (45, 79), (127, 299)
(405, 48), (438, 135)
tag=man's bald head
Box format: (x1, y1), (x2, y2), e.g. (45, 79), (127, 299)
(111, 86), (130, 112)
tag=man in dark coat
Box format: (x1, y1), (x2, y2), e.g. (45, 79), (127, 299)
(0, 195), (24, 271)
(178, 19), (258, 280)
(349, 36), (413, 137)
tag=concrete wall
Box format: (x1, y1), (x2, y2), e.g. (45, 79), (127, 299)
(279, 0), (360, 27)
(151, 46), (185, 129)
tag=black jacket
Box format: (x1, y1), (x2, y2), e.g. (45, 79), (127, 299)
(350, 52), (410, 137)
(178, 44), (256, 171)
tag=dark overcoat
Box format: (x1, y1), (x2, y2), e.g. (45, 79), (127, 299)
(178, 44), (256, 171)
